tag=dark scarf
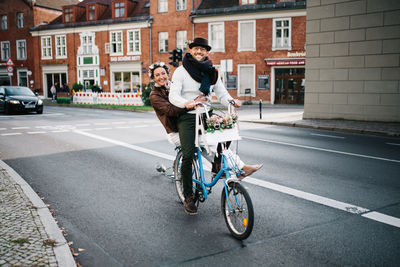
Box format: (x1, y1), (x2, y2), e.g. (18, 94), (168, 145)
(182, 53), (218, 96)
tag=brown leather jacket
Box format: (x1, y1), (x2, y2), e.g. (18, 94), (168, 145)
(150, 84), (187, 134)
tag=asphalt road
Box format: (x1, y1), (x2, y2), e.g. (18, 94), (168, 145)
(1, 106), (399, 266)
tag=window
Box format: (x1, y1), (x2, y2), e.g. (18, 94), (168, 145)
(16, 40), (26, 60)
(238, 20), (255, 51)
(1, 41), (10, 61)
(82, 35), (93, 54)
(238, 65), (255, 96)
(112, 71), (140, 93)
(273, 18), (291, 50)
(127, 30), (141, 54)
(55, 35), (67, 58)
(258, 75), (269, 90)
(64, 8), (73, 22)
(158, 0), (168, 12)
(226, 75), (237, 89)
(158, 32), (168, 53)
(17, 13), (23, 28)
(88, 5), (95, 20)
(208, 22), (224, 52)
(18, 70), (28, 87)
(176, 0), (186, 11)
(110, 31), (123, 54)
(1, 15), (7, 30)
(41, 36), (52, 59)
(241, 0), (256, 4)
(114, 2), (125, 18)
(176, 30), (187, 51)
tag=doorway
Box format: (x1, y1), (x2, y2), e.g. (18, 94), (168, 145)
(46, 73), (67, 97)
(275, 68), (305, 104)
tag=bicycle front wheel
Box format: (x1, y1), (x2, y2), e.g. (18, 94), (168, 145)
(221, 182), (254, 240)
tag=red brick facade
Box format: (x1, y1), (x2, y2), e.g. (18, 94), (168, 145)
(5, 0), (306, 104)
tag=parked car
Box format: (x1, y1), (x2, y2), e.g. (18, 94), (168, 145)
(0, 86), (43, 114)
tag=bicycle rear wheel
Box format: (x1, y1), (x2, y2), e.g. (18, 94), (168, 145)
(221, 182), (254, 240)
(174, 150), (200, 205)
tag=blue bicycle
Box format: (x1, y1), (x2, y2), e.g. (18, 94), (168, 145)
(173, 103), (254, 240)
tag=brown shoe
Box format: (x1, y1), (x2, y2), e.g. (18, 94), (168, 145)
(239, 164), (263, 179)
(184, 194), (198, 215)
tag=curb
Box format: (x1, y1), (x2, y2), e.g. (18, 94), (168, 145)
(0, 160), (76, 267)
(239, 120), (400, 137)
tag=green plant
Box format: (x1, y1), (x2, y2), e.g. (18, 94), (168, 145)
(57, 97), (71, 104)
(72, 83), (83, 91)
(140, 82), (153, 106)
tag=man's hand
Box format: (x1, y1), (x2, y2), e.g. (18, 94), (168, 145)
(184, 95), (207, 110)
(232, 99), (242, 108)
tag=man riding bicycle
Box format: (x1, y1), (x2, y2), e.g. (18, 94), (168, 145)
(169, 37), (262, 215)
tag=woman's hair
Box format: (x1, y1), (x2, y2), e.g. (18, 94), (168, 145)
(148, 62), (169, 79)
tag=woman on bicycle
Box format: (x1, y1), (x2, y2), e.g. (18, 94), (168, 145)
(169, 38), (262, 215)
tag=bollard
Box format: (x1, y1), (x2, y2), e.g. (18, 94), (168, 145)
(259, 99), (262, 120)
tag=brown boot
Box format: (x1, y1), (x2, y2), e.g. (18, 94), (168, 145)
(184, 194), (198, 215)
(239, 164), (263, 179)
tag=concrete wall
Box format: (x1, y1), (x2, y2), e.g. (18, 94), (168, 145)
(304, 0), (400, 122)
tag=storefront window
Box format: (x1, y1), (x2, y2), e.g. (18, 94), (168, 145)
(18, 70), (28, 87)
(113, 71), (140, 93)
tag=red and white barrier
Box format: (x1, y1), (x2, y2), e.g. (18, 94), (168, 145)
(73, 92), (143, 106)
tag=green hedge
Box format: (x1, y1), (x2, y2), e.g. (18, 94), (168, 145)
(57, 97), (71, 104)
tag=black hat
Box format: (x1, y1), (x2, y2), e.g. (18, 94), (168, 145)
(188, 37), (211, 51)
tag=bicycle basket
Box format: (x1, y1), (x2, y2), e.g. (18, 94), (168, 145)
(203, 109), (241, 145)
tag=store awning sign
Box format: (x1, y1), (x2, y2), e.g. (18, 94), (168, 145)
(265, 58), (305, 66)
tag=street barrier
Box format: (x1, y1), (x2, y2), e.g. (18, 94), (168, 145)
(73, 92), (143, 106)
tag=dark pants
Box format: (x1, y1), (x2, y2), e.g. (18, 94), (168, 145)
(177, 113), (197, 196)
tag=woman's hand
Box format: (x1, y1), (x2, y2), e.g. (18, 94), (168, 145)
(184, 95), (207, 110)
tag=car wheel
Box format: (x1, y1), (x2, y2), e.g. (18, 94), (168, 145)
(4, 104), (10, 115)
(37, 108), (43, 114)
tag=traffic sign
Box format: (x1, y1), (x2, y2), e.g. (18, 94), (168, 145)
(7, 66), (13, 73)
(6, 58), (14, 66)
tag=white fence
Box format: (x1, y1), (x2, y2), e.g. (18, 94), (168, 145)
(73, 92), (144, 106)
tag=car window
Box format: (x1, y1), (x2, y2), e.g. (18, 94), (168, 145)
(0, 88), (4, 94)
(5, 87), (35, 96)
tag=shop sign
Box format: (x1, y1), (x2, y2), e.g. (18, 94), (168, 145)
(110, 56), (140, 62)
(265, 59), (305, 66)
(287, 51), (306, 57)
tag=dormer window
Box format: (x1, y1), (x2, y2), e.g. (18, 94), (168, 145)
(114, 2), (125, 18)
(88, 5), (95, 20)
(241, 0), (256, 4)
(64, 8), (73, 22)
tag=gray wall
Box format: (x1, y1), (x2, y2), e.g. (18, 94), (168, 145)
(304, 0), (400, 122)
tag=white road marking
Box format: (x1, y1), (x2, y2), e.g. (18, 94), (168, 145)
(310, 133), (345, 139)
(72, 130), (400, 229)
(112, 121), (126, 124)
(73, 130), (175, 161)
(116, 126), (131, 129)
(51, 130), (70, 133)
(1, 133), (22, 136)
(133, 125), (148, 128)
(27, 131), (46, 134)
(94, 122), (108, 126)
(75, 123), (91, 127)
(94, 127), (112, 131)
(362, 212), (400, 228)
(386, 142), (400, 146)
(12, 126), (30, 130)
(0, 128), (7, 131)
(243, 136), (400, 164)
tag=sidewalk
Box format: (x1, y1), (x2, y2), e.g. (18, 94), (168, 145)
(235, 104), (400, 137)
(0, 160), (76, 267)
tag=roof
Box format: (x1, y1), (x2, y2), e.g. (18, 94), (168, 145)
(34, 0), (81, 10)
(30, 0), (150, 31)
(193, 0), (306, 17)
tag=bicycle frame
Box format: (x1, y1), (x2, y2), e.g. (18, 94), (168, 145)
(192, 146), (240, 212)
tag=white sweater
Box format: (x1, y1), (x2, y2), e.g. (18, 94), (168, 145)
(169, 66), (233, 113)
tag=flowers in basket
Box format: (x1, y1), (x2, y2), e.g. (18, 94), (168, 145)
(206, 112), (238, 133)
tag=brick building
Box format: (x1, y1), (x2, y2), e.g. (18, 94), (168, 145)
(28, 0), (306, 104)
(0, 0), (78, 88)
